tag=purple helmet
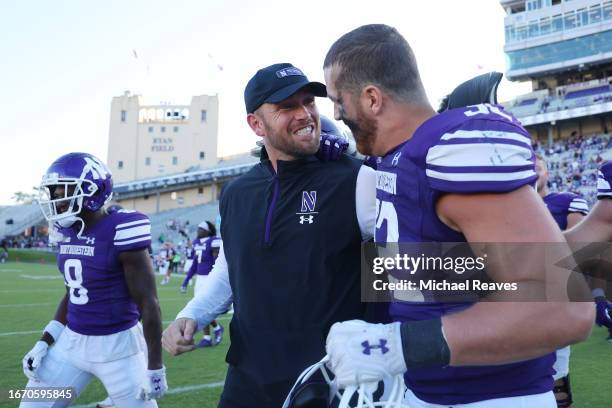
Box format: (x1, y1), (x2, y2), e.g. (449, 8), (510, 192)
(320, 115), (343, 138)
(38, 152), (113, 227)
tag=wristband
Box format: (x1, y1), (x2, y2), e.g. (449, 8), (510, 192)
(43, 320), (65, 342)
(400, 318), (450, 369)
(592, 288), (606, 299)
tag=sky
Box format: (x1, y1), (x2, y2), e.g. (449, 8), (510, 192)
(0, 0), (532, 205)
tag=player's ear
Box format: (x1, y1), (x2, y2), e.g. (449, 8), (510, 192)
(361, 85), (383, 116)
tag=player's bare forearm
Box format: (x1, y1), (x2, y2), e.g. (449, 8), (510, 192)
(443, 301), (593, 366)
(565, 200), (612, 242)
(41, 291), (69, 345)
(121, 249), (164, 369)
(437, 186), (595, 365)
(141, 297), (164, 369)
(53, 291), (69, 325)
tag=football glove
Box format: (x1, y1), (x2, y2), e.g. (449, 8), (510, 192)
(595, 298), (612, 328)
(136, 366), (168, 401)
(326, 320), (407, 387)
(316, 115), (348, 162)
(317, 134), (348, 162)
(22, 341), (49, 381)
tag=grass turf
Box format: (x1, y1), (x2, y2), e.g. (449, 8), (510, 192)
(0, 261), (610, 407)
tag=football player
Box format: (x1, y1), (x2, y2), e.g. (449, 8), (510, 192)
(535, 155), (589, 407)
(566, 160), (612, 242)
(21, 152), (166, 407)
(322, 24), (593, 407)
(565, 161), (612, 341)
(159, 242), (173, 285)
(180, 221), (223, 347)
(182, 239), (195, 285)
(536, 154), (589, 230)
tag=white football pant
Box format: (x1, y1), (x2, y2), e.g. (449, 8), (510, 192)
(20, 325), (156, 408)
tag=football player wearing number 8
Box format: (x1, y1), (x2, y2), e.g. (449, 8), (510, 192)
(20, 152), (166, 408)
(322, 24), (594, 407)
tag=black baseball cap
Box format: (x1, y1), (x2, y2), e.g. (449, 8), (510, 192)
(244, 63), (327, 114)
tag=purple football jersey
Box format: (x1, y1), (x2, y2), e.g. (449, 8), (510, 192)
(184, 245), (195, 260)
(543, 192), (588, 230)
(57, 210), (151, 335)
(598, 161), (612, 199)
(192, 236), (221, 275)
(374, 104), (553, 404)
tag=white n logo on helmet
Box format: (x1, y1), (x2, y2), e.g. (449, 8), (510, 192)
(81, 157), (109, 180)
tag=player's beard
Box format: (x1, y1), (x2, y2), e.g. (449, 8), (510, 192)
(262, 118), (320, 159)
(343, 106), (378, 156)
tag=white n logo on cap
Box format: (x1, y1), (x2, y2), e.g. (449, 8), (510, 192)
(276, 67), (304, 78)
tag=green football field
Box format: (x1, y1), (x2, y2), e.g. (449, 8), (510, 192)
(0, 260), (610, 407)
(0, 261), (227, 408)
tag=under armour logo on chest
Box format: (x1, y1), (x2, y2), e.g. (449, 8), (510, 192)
(85, 237), (95, 245)
(299, 215), (314, 224)
(362, 339), (389, 355)
(391, 152), (402, 167)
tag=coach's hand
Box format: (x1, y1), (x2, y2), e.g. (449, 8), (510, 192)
(162, 318), (197, 355)
(22, 341), (48, 381)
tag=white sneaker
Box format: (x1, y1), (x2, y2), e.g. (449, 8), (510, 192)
(96, 396), (115, 408)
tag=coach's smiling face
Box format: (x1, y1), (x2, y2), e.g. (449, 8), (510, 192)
(248, 89), (321, 161)
(324, 64), (379, 157)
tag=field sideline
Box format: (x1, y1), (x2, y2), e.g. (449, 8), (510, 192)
(0, 261), (610, 407)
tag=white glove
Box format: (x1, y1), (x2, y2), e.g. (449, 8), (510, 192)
(22, 341), (49, 381)
(136, 366), (168, 400)
(326, 320), (407, 387)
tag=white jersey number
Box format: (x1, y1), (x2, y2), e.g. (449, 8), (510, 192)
(63, 259), (89, 305)
(375, 199), (424, 302)
(463, 103), (512, 121)
(375, 199), (399, 242)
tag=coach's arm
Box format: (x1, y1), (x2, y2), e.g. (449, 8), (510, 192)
(162, 242), (233, 356)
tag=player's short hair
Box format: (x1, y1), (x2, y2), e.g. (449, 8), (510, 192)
(324, 24), (427, 103)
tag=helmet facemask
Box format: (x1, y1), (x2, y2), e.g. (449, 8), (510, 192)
(283, 356), (407, 408)
(38, 174), (99, 237)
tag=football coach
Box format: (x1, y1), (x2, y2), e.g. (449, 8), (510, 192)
(162, 63), (378, 408)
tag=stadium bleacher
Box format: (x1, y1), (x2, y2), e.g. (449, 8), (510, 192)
(148, 201), (220, 253)
(535, 133), (611, 205)
(504, 79), (612, 118)
(0, 203), (44, 238)
(565, 85), (610, 100)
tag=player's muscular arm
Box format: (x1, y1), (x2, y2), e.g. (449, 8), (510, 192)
(565, 200), (612, 242)
(40, 290), (68, 346)
(566, 213), (586, 230)
(121, 249), (163, 370)
(436, 185), (594, 366)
